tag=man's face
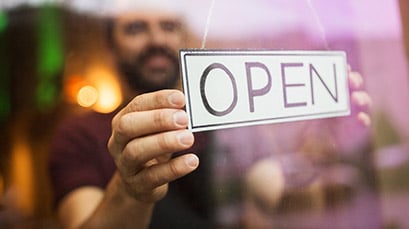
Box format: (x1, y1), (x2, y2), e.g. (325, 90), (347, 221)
(111, 11), (186, 93)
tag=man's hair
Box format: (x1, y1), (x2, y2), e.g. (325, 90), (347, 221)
(103, 17), (116, 50)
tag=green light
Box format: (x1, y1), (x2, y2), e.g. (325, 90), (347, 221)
(37, 80), (58, 108)
(0, 11), (7, 32)
(0, 11), (10, 121)
(36, 6), (64, 110)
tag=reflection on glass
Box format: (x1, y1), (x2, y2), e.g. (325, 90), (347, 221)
(0, 0), (408, 228)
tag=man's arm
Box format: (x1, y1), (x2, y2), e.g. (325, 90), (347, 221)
(57, 90), (199, 229)
(57, 187), (104, 229)
(58, 173), (155, 229)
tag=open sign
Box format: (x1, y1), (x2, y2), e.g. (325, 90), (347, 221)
(180, 49), (350, 132)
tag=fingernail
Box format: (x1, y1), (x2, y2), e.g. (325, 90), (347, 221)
(173, 111), (188, 127)
(352, 91), (370, 107)
(177, 130), (194, 146)
(349, 71), (363, 89)
(358, 112), (371, 127)
(185, 154), (199, 168)
(169, 91), (185, 107)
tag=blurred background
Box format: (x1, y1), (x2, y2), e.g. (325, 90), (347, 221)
(0, 0), (408, 228)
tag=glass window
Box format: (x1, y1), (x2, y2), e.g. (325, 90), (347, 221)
(0, 1), (408, 228)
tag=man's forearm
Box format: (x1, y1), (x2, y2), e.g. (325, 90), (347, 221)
(78, 172), (155, 229)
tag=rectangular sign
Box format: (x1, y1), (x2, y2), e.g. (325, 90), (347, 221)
(180, 49), (350, 132)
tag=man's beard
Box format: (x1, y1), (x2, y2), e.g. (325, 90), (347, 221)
(117, 45), (180, 94)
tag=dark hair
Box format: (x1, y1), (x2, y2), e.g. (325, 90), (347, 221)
(104, 17), (115, 50)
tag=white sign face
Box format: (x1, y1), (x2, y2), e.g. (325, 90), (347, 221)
(180, 49), (350, 132)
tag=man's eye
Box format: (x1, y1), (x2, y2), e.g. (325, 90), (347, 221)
(161, 21), (181, 32)
(124, 22), (147, 35)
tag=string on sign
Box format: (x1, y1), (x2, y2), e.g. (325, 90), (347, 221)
(201, 0), (217, 49)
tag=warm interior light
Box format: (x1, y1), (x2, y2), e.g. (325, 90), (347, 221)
(64, 75), (86, 103)
(10, 128), (34, 216)
(65, 64), (122, 113)
(94, 83), (121, 112)
(84, 66), (122, 113)
(77, 85), (98, 107)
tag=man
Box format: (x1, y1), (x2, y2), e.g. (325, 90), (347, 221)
(50, 3), (213, 228)
(49, 2), (371, 229)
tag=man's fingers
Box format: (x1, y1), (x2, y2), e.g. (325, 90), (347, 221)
(348, 70), (364, 90)
(119, 130), (194, 175)
(109, 109), (190, 163)
(357, 111), (371, 127)
(117, 109), (189, 138)
(109, 90), (187, 152)
(351, 91), (372, 110)
(136, 153), (199, 191)
(124, 90), (185, 114)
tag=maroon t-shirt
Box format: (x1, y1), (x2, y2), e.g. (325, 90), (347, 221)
(49, 111), (116, 205)
(49, 110), (213, 228)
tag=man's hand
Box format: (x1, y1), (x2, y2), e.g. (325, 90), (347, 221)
(348, 68), (372, 126)
(108, 89), (199, 203)
(299, 68), (373, 158)
(332, 68), (372, 153)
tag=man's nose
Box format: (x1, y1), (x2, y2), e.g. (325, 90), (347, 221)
(149, 28), (167, 45)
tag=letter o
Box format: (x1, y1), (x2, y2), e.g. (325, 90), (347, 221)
(200, 63), (238, 116)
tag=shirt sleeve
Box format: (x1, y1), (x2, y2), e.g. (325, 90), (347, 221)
(48, 114), (110, 207)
